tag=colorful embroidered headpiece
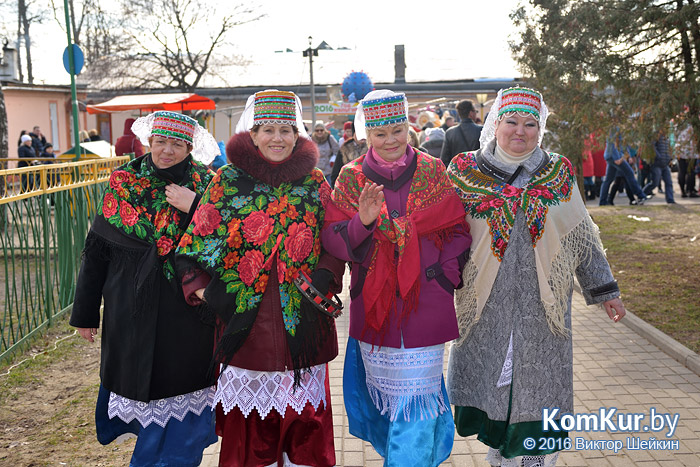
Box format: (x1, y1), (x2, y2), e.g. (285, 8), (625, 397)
(497, 87), (542, 120)
(362, 94), (407, 128)
(150, 111), (197, 144)
(354, 89), (409, 140)
(253, 91), (298, 126)
(479, 86), (550, 148)
(235, 89), (308, 138)
(131, 111), (220, 164)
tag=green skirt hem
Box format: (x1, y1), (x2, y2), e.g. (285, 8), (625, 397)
(454, 405), (568, 458)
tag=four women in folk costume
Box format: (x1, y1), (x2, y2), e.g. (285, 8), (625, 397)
(72, 85), (628, 467)
(446, 87), (627, 467)
(323, 89), (472, 466)
(175, 90), (345, 467)
(71, 111), (219, 466)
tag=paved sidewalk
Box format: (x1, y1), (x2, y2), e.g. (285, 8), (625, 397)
(201, 286), (700, 466)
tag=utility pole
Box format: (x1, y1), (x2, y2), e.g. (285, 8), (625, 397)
(303, 36), (319, 126)
(63, 0), (81, 161)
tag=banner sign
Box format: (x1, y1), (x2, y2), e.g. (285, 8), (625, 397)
(314, 102), (359, 115)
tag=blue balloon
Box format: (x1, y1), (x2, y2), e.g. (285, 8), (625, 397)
(342, 72), (374, 101)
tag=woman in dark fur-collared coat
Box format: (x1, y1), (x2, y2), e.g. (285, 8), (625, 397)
(176, 90), (345, 467)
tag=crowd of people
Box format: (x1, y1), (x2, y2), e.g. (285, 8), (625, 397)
(71, 84), (700, 467)
(582, 126), (698, 206)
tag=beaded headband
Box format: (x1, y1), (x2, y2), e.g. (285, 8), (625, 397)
(151, 111), (196, 144)
(498, 87), (542, 120)
(361, 93), (407, 128)
(253, 91), (298, 126)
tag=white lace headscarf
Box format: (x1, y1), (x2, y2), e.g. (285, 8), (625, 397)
(354, 89), (409, 141)
(234, 89), (308, 139)
(131, 111), (220, 165)
(479, 86), (549, 149)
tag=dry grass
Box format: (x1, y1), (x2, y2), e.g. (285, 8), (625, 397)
(590, 204), (700, 353)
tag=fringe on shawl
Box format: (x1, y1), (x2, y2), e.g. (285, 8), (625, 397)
(453, 215), (604, 344)
(543, 214), (605, 337)
(361, 222), (461, 346)
(366, 385), (448, 423)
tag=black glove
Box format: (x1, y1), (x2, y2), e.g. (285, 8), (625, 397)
(300, 268), (333, 315)
(310, 268), (333, 296)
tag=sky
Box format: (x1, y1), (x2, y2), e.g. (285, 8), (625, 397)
(20, 0), (524, 87)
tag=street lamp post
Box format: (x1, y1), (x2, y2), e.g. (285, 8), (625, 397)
(476, 93), (489, 123)
(303, 36), (319, 126)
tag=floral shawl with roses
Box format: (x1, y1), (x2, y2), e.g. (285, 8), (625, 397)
(98, 154), (213, 282)
(176, 163), (330, 371)
(448, 150), (604, 338)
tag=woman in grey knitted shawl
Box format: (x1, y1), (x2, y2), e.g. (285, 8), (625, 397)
(446, 87), (627, 467)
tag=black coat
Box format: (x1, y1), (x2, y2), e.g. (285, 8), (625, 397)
(18, 144), (35, 167)
(70, 213), (215, 402)
(440, 119), (483, 165)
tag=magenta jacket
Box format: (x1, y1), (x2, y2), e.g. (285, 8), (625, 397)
(322, 147), (471, 348)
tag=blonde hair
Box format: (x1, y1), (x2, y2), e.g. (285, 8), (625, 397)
(408, 128), (420, 148)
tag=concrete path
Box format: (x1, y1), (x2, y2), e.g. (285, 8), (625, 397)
(201, 283), (700, 466)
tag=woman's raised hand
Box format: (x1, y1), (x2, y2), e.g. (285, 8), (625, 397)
(358, 182), (385, 227)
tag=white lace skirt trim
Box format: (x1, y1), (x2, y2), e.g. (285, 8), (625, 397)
(108, 386), (216, 428)
(486, 447), (559, 467)
(214, 364), (327, 419)
(359, 342), (447, 422)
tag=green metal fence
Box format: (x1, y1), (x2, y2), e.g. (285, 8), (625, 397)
(0, 157), (129, 362)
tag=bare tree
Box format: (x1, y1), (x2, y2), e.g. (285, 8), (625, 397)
(14, 0), (45, 84)
(78, 0), (262, 91)
(0, 86), (8, 229)
(49, 0), (126, 65)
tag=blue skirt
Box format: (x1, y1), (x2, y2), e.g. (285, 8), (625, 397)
(343, 338), (454, 467)
(95, 385), (217, 467)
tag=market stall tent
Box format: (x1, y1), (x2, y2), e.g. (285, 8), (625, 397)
(60, 140), (115, 158)
(86, 93), (216, 114)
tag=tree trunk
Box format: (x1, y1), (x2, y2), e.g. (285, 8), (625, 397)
(24, 31), (33, 84)
(0, 88), (8, 230)
(20, 2), (34, 85)
(16, 4), (24, 83)
(69, 0), (79, 45)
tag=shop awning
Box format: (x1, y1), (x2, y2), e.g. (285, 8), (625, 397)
(86, 93), (216, 114)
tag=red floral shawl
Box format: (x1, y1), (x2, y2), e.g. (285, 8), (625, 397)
(325, 150), (468, 337)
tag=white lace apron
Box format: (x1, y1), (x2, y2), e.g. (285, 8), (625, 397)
(108, 386), (216, 428)
(359, 342), (447, 422)
(486, 447), (559, 467)
(213, 363), (327, 419)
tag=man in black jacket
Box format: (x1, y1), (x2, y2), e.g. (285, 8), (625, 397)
(29, 125), (47, 156)
(440, 99), (483, 165)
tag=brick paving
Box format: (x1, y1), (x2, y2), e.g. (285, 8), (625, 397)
(201, 281), (700, 466)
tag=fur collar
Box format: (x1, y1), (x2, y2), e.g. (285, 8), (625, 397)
(226, 132), (319, 186)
